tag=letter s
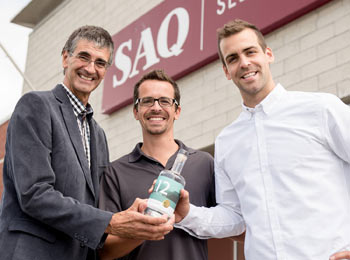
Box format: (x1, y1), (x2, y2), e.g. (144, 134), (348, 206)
(113, 39), (132, 88)
(217, 0), (225, 15)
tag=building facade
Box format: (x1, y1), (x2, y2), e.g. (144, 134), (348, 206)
(8, 0), (350, 259)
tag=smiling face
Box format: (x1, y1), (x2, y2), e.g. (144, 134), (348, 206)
(134, 79), (181, 137)
(220, 28), (275, 107)
(62, 39), (110, 105)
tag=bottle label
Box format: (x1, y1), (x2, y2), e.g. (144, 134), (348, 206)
(147, 175), (184, 216)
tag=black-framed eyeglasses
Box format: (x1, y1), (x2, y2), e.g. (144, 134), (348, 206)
(72, 52), (110, 70)
(135, 97), (178, 108)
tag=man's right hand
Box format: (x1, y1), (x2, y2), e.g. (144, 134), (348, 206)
(105, 198), (173, 240)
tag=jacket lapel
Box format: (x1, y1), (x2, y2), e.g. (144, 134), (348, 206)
(88, 120), (100, 203)
(53, 85), (95, 197)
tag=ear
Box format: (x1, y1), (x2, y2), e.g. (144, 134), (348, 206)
(223, 64), (231, 80)
(133, 107), (139, 120)
(265, 47), (274, 64)
(174, 105), (181, 120)
(62, 50), (69, 69)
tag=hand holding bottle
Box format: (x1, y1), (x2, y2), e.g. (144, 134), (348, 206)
(145, 149), (188, 218)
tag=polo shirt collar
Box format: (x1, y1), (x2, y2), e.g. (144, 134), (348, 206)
(129, 139), (195, 163)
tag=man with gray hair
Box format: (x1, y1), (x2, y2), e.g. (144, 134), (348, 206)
(0, 25), (173, 260)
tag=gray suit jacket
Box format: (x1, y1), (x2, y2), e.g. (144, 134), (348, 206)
(0, 85), (113, 260)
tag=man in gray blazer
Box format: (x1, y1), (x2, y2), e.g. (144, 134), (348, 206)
(0, 25), (173, 260)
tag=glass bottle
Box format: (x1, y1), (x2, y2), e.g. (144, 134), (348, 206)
(144, 149), (188, 218)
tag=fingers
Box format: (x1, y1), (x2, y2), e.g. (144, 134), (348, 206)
(130, 220), (173, 240)
(166, 214), (175, 226)
(173, 189), (190, 223)
(138, 201), (148, 214)
(107, 209), (173, 240)
(138, 212), (168, 225)
(128, 198), (168, 225)
(131, 198), (148, 213)
(180, 189), (189, 201)
(330, 251), (350, 260)
(129, 197), (143, 211)
(148, 179), (157, 194)
(158, 215), (174, 236)
(128, 220), (172, 240)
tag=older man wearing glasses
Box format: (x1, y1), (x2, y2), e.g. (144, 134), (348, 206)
(0, 26), (173, 260)
(98, 69), (219, 260)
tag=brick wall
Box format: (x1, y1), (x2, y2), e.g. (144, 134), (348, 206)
(0, 120), (9, 197)
(22, 0), (349, 161)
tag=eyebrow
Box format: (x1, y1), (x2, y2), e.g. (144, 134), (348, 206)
(225, 53), (238, 62)
(225, 46), (258, 62)
(78, 51), (108, 63)
(77, 51), (91, 57)
(243, 46), (256, 51)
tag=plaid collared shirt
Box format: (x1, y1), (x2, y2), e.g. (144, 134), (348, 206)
(61, 84), (93, 168)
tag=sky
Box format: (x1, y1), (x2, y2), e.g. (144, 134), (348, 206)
(0, 0), (32, 124)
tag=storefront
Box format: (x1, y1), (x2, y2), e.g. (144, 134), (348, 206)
(10, 0), (350, 259)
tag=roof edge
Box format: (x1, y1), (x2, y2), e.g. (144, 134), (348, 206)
(11, 0), (65, 29)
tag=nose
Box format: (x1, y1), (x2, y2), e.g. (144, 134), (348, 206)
(151, 99), (162, 110)
(239, 55), (251, 68)
(84, 60), (97, 74)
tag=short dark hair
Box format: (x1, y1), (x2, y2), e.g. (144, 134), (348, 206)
(133, 69), (180, 111)
(62, 25), (114, 65)
(217, 19), (267, 66)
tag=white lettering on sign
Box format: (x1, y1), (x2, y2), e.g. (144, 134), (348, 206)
(129, 28), (160, 78)
(216, 0), (246, 15)
(112, 7), (190, 88)
(157, 7), (189, 58)
(113, 40), (132, 88)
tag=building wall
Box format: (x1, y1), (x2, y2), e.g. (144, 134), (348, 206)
(23, 0), (350, 162)
(0, 120), (9, 197)
(16, 0), (350, 259)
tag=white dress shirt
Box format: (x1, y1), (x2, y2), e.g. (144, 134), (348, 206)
(177, 84), (350, 260)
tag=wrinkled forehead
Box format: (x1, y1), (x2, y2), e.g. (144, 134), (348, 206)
(74, 39), (111, 59)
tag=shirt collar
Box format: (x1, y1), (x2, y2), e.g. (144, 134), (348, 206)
(129, 139), (195, 163)
(61, 83), (93, 119)
(241, 83), (286, 117)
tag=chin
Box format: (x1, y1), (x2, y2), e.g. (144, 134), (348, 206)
(77, 83), (97, 92)
(148, 129), (166, 135)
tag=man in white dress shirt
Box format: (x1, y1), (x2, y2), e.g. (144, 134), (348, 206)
(174, 19), (350, 260)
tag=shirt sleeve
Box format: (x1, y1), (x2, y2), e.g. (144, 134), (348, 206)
(99, 164), (123, 213)
(175, 149), (245, 239)
(323, 94), (350, 163)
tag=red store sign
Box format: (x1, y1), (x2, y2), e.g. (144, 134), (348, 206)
(103, 0), (332, 114)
